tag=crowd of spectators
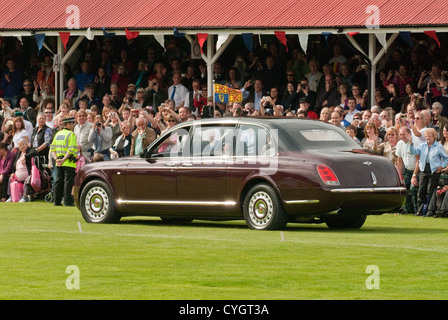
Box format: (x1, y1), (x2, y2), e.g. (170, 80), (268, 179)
(2, 34), (448, 213)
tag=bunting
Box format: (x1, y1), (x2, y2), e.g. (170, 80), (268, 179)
(274, 31), (288, 52)
(174, 28), (185, 37)
(242, 33), (253, 52)
(125, 28), (139, 40)
(375, 32), (388, 52)
(153, 34), (165, 50)
(197, 33), (208, 54)
(216, 34), (229, 51)
(424, 30), (441, 48)
(34, 33), (45, 54)
(298, 34), (308, 53)
(102, 28), (115, 38)
(399, 31), (413, 47)
(59, 32), (70, 52)
(86, 27), (94, 40)
(322, 32), (332, 43)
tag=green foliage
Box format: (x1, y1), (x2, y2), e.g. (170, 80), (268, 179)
(1, 202), (448, 299)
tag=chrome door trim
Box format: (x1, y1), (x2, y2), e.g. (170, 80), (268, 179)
(117, 199), (237, 206)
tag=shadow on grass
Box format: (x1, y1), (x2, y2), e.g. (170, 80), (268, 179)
(119, 216), (448, 235)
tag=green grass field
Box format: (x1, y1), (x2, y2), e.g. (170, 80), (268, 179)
(1, 201), (448, 300)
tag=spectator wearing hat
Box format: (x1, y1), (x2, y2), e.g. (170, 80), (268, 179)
(49, 116), (78, 206)
(295, 77), (317, 112)
(297, 97), (318, 119)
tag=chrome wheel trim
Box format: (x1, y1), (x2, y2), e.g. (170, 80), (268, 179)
(248, 191), (274, 228)
(84, 186), (110, 221)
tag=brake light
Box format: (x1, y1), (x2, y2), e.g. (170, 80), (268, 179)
(317, 164), (340, 186)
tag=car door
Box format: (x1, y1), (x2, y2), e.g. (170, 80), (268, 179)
(123, 125), (191, 215)
(176, 123), (237, 215)
(226, 123), (279, 204)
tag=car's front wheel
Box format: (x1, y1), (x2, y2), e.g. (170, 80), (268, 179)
(243, 183), (288, 230)
(80, 180), (121, 223)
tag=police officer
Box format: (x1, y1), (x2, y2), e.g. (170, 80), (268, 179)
(49, 116), (78, 206)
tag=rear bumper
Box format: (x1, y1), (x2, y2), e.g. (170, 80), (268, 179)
(330, 186), (407, 193)
(283, 186), (406, 217)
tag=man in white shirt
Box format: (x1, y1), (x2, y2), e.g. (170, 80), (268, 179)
(74, 109), (93, 161)
(167, 72), (189, 110)
(305, 59), (323, 93)
(344, 97), (361, 124)
(241, 79), (265, 111)
(396, 126), (418, 214)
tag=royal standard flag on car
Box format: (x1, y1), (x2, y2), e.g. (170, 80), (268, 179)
(214, 83), (243, 103)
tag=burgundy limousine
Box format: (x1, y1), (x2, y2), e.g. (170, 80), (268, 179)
(74, 117), (406, 230)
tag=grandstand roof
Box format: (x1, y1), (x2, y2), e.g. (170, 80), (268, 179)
(0, 0), (448, 33)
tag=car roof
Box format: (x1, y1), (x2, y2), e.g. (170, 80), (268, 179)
(191, 116), (331, 131)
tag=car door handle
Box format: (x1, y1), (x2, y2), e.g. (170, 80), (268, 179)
(165, 163), (177, 167)
(181, 163), (193, 167)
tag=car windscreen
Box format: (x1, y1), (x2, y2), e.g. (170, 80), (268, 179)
(283, 124), (360, 150)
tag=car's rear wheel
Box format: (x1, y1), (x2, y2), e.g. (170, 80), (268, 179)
(80, 180), (121, 223)
(325, 214), (366, 229)
(243, 183), (288, 230)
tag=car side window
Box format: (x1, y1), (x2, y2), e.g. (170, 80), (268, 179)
(191, 125), (236, 157)
(236, 124), (274, 156)
(151, 126), (191, 158)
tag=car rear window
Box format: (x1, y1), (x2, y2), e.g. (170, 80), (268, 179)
(284, 125), (359, 150)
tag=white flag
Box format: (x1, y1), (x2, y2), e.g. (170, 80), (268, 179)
(86, 27), (94, 40)
(298, 34), (308, 53)
(375, 32), (388, 52)
(216, 34), (229, 51)
(153, 34), (165, 50)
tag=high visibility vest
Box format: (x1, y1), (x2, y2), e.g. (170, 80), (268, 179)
(50, 129), (78, 168)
